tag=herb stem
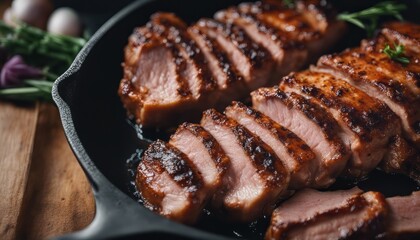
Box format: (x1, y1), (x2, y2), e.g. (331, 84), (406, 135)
(337, 1), (407, 37)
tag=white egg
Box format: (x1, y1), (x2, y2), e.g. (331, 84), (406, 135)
(3, 8), (17, 27)
(47, 7), (83, 37)
(11, 0), (53, 29)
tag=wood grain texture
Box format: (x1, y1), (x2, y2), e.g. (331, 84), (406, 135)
(0, 101), (39, 240)
(15, 103), (95, 240)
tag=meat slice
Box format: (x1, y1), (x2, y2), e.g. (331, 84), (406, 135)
(169, 123), (230, 197)
(136, 140), (207, 224)
(188, 23), (248, 107)
(381, 191), (420, 239)
(201, 109), (289, 222)
(120, 1), (345, 127)
(266, 189), (388, 240)
(239, 0), (346, 61)
(252, 88), (350, 188)
(280, 71), (401, 178)
(315, 46), (420, 147)
(119, 27), (195, 126)
(225, 101), (316, 189)
(214, 4), (308, 84)
(195, 18), (274, 90)
(148, 13), (217, 99)
(360, 35), (420, 96)
(381, 21), (420, 54)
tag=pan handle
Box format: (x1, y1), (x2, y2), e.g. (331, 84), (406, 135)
(51, 171), (231, 240)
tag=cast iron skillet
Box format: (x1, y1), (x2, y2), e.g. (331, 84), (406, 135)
(52, 0), (420, 239)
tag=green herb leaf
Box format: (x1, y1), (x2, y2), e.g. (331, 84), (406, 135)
(0, 21), (86, 102)
(0, 21), (86, 76)
(283, 0), (295, 8)
(337, 1), (407, 37)
(382, 43), (410, 65)
(0, 84), (52, 101)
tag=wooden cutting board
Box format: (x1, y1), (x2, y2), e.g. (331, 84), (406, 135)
(0, 101), (95, 240)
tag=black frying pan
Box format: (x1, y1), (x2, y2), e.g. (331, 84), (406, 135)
(52, 0), (420, 239)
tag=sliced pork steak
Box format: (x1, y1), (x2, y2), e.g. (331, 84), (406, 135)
(170, 123), (230, 198)
(280, 71), (401, 178)
(225, 101), (317, 189)
(266, 188), (388, 240)
(214, 3), (308, 84)
(119, 27), (195, 126)
(136, 140), (207, 224)
(188, 23), (248, 108)
(148, 13), (219, 100)
(381, 21), (420, 55)
(121, 1), (345, 127)
(252, 87), (350, 188)
(201, 109), (289, 222)
(195, 18), (274, 90)
(380, 191), (420, 239)
(315, 43), (420, 147)
(237, 0), (346, 62)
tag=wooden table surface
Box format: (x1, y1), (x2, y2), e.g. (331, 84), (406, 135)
(0, 1), (95, 239)
(0, 101), (95, 240)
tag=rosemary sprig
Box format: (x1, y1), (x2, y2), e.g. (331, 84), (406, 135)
(0, 20), (86, 101)
(0, 21), (86, 76)
(0, 80), (53, 101)
(283, 0), (295, 8)
(337, 1), (407, 37)
(382, 43), (410, 65)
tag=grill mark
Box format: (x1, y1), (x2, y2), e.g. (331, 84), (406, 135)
(144, 24), (192, 97)
(179, 123), (230, 173)
(232, 101), (316, 166)
(325, 50), (414, 104)
(363, 38), (420, 95)
(192, 26), (244, 85)
(202, 19), (272, 68)
(204, 109), (286, 187)
(264, 88), (342, 143)
(256, 2), (321, 41)
(227, 8), (300, 50)
(283, 73), (395, 142)
(151, 16), (218, 91)
(144, 140), (203, 191)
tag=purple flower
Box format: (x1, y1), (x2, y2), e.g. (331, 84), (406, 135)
(0, 55), (43, 88)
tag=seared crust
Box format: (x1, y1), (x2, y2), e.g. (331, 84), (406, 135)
(318, 49), (416, 104)
(240, 1), (322, 43)
(252, 87), (346, 153)
(136, 140), (205, 223)
(282, 71), (398, 143)
(281, 71), (401, 177)
(149, 13), (218, 93)
(381, 21), (420, 54)
(252, 87), (349, 187)
(202, 109), (288, 188)
(119, 27), (195, 126)
(176, 123), (230, 177)
(189, 25), (244, 87)
(200, 18), (272, 69)
(139, 27), (192, 98)
(218, 4), (303, 51)
(228, 101), (316, 188)
(316, 47), (420, 146)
